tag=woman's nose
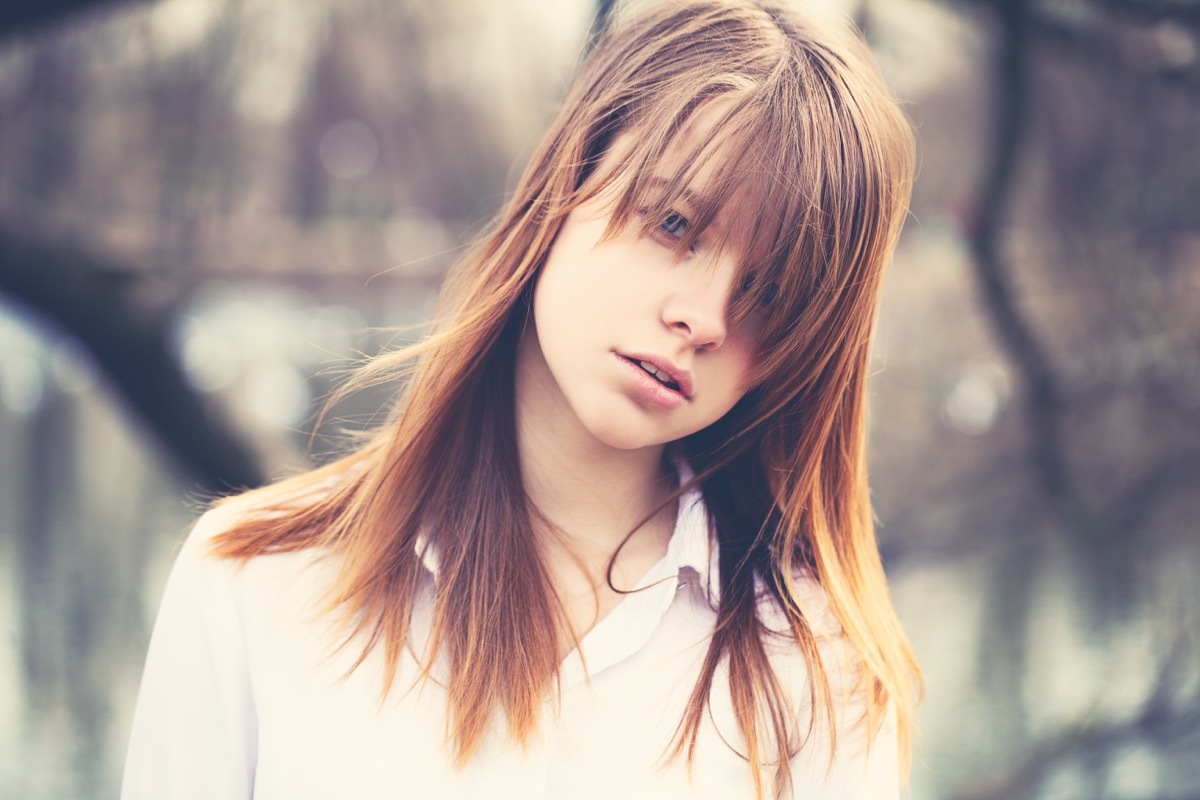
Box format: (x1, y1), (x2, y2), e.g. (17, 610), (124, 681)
(660, 268), (735, 350)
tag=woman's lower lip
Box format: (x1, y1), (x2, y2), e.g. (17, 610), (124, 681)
(615, 354), (686, 410)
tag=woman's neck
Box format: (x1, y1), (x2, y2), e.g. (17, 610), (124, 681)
(513, 326), (677, 595)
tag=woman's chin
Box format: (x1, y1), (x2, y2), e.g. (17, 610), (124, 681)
(582, 418), (673, 453)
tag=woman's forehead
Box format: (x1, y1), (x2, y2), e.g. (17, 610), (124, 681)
(592, 99), (786, 261)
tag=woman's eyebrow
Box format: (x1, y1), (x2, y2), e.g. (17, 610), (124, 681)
(641, 176), (703, 212)
(641, 176), (751, 248)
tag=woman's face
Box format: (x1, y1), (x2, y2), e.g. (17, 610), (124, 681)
(520, 123), (762, 454)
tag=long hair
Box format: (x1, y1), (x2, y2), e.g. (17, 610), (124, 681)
(211, 2), (920, 797)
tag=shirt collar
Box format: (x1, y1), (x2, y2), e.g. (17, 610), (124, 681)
(667, 463), (720, 603)
(414, 462), (720, 603)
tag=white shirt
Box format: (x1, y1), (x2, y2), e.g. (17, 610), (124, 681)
(122, 483), (898, 799)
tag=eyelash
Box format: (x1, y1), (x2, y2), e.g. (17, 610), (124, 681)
(646, 210), (777, 308)
(659, 211), (689, 239)
(646, 209), (696, 252)
(740, 273), (778, 307)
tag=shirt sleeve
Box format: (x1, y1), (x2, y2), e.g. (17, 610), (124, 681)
(121, 506), (258, 800)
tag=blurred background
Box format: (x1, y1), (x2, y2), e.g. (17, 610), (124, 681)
(0, 0), (1197, 797)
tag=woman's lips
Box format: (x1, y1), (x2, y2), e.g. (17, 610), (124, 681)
(614, 353), (690, 409)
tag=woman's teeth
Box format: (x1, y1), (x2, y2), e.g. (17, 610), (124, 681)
(638, 360), (679, 390)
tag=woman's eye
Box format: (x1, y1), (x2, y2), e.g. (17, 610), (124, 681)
(740, 273), (778, 306)
(762, 282), (778, 306)
(659, 211), (689, 240)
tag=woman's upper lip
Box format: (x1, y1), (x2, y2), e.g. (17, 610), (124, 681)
(617, 351), (694, 398)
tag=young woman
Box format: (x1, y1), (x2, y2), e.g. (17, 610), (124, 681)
(123, 1), (920, 798)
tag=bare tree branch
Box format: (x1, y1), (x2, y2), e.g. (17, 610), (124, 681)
(0, 228), (266, 494)
(949, 705), (1200, 800)
(966, 0), (1094, 536)
(1093, 0), (1200, 24)
(0, 0), (148, 42)
(950, 647), (1200, 800)
(1112, 449), (1200, 536)
(1030, 8), (1200, 93)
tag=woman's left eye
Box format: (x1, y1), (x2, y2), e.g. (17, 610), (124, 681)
(659, 211), (689, 240)
(642, 208), (698, 254)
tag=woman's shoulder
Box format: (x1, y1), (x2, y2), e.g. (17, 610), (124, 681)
(189, 461), (359, 551)
(186, 493), (262, 548)
(174, 471), (351, 598)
